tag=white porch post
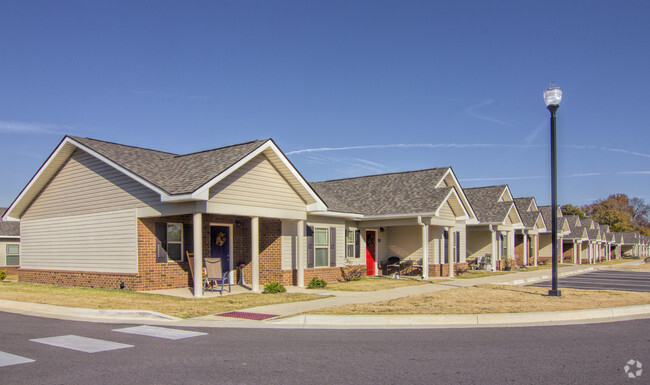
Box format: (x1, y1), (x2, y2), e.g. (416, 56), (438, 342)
(558, 236), (564, 265)
(421, 222), (429, 279)
(490, 227), (498, 271)
(533, 234), (538, 266)
(296, 220), (305, 287)
(251, 216), (260, 292)
(447, 227), (454, 277)
(522, 231), (529, 266)
(573, 241), (578, 264)
(192, 212), (203, 298)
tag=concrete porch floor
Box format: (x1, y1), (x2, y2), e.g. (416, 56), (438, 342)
(142, 284), (252, 298)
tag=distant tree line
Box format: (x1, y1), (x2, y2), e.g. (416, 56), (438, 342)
(561, 194), (650, 235)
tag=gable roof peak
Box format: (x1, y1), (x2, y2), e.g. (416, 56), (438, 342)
(313, 166), (451, 184)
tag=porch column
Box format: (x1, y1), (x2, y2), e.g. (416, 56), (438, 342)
(522, 230), (529, 266)
(533, 234), (538, 266)
(421, 223), (429, 279)
(446, 227), (454, 277)
(251, 216), (260, 292)
(296, 220), (305, 287)
(573, 241), (578, 264)
(490, 227), (498, 271)
(558, 236), (564, 265)
(192, 212), (203, 298)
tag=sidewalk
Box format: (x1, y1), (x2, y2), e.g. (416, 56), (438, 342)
(194, 263), (599, 320)
(2, 262), (648, 329)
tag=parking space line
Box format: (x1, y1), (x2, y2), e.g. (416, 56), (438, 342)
(30, 335), (133, 353)
(0, 351), (35, 367)
(112, 325), (207, 340)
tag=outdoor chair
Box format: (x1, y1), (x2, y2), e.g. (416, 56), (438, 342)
(478, 253), (492, 271)
(186, 252), (207, 281)
(386, 256), (401, 278)
(203, 257), (231, 295)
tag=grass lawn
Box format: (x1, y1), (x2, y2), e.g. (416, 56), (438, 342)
(515, 263), (572, 272)
(307, 284), (650, 315)
(323, 276), (449, 292)
(0, 281), (324, 319)
(454, 270), (512, 279)
(597, 258), (639, 265)
(607, 262), (650, 271)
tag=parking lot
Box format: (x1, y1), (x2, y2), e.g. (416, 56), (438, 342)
(527, 269), (650, 292)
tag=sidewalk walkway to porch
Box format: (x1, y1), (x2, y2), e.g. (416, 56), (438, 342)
(193, 263), (604, 321)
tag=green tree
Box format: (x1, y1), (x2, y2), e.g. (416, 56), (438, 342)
(561, 204), (585, 218)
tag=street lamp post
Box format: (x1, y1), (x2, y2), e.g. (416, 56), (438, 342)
(544, 82), (562, 297)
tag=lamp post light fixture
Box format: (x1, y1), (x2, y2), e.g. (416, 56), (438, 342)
(544, 82), (562, 297)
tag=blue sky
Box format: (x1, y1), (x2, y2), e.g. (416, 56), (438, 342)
(1, 0), (649, 208)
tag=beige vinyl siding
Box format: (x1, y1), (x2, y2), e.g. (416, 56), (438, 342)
(20, 209), (138, 273)
(209, 154), (306, 211)
(538, 233), (553, 257)
(281, 220), (297, 270)
(385, 226), (435, 263)
(0, 239), (20, 266)
(438, 202), (456, 220)
(466, 229), (492, 260)
(23, 150), (160, 221)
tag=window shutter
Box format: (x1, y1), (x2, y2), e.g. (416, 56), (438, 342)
(329, 227), (337, 267)
(355, 230), (360, 258)
(455, 231), (461, 262)
(306, 225), (314, 268)
(183, 224), (194, 257)
(155, 223), (168, 263)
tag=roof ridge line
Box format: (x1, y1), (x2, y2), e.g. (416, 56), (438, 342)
(172, 139), (269, 158)
(312, 166), (451, 183)
(69, 136), (177, 156)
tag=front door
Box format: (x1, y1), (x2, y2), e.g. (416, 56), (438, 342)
(210, 225), (231, 276)
(365, 230), (376, 276)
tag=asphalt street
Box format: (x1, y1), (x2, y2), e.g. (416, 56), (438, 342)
(1, 311), (648, 384)
(528, 270), (650, 292)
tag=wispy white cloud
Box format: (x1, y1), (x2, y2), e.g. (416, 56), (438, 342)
(301, 154), (388, 178)
(522, 120), (547, 145)
(286, 143), (536, 155)
(0, 120), (72, 135)
(132, 90), (211, 101)
(617, 171), (650, 175)
(564, 144), (650, 159)
(460, 175), (546, 182)
(464, 99), (515, 127)
(564, 172), (605, 177)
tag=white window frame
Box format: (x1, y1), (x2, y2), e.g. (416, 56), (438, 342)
(167, 223), (184, 262)
(346, 230), (355, 258)
(314, 227), (330, 268)
(5, 244), (19, 266)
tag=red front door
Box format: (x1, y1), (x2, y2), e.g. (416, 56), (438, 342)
(366, 230), (376, 276)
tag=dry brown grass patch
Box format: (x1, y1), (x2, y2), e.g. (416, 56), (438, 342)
(606, 263), (650, 271)
(0, 281), (323, 319)
(308, 284), (650, 315)
(325, 277), (449, 292)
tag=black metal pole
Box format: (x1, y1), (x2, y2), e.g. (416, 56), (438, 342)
(548, 104), (561, 297)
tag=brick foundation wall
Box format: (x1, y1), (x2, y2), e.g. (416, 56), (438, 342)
(19, 269), (139, 290)
(0, 266), (20, 275)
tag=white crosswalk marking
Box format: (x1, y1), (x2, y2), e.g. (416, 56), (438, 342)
(112, 325), (207, 340)
(30, 335), (133, 353)
(0, 351), (35, 367)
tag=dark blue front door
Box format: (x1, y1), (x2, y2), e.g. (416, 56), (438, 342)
(210, 225), (231, 274)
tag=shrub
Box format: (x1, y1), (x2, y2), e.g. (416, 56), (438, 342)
(0, 270), (5, 282)
(263, 282), (286, 294)
(340, 258), (365, 282)
(308, 276), (327, 289)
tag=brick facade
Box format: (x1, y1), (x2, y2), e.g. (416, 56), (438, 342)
(0, 266), (20, 275)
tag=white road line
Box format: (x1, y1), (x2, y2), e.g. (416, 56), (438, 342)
(112, 325), (207, 340)
(30, 335), (133, 353)
(0, 351), (35, 367)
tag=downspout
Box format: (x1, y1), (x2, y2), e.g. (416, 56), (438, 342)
(418, 216), (429, 278)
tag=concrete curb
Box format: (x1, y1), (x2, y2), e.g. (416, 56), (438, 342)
(0, 299), (180, 322)
(270, 304), (650, 328)
(502, 266), (598, 286)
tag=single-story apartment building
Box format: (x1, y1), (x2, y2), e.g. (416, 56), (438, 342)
(0, 207), (20, 274)
(2, 136), (477, 296)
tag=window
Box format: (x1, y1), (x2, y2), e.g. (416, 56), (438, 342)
(501, 233), (508, 259)
(6, 244), (19, 266)
(314, 228), (329, 267)
(346, 230), (355, 258)
(167, 223), (183, 261)
(443, 230), (449, 264)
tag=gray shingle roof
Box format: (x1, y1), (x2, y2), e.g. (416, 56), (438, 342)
(70, 136), (268, 195)
(566, 225), (587, 240)
(464, 185), (514, 223)
(0, 208), (20, 237)
(310, 168), (453, 216)
(587, 228), (601, 241)
(514, 197), (542, 229)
